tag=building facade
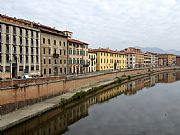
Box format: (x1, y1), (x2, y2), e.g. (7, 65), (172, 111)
(88, 49), (96, 72)
(176, 56), (180, 66)
(126, 52), (136, 69)
(36, 25), (68, 77)
(124, 47), (144, 68)
(92, 48), (127, 71)
(158, 54), (176, 66)
(0, 14), (41, 78)
(144, 53), (151, 67)
(65, 32), (89, 74)
(144, 52), (158, 67)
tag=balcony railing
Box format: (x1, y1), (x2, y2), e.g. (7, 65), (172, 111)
(53, 53), (59, 58)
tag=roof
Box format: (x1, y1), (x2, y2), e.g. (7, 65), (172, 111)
(68, 38), (88, 45)
(63, 30), (73, 33)
(158, 54), (176, 56)
(91, 48), (126, 55)
(0, 14), (67, 37)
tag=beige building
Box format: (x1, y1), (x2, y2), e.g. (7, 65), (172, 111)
(88, 49), (96, 72)
(176, 56), (180, 66)
(144, 53), (151, 67)
(0, 14), (41, 78)
(65, 31), (89, 74)
(158, 54), (176, 66)
(124, 47), (144, 68)
(35, 25), (68, 77)
(143, 52), (158, 67)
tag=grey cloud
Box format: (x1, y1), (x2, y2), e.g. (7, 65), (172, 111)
(0, 0), (180, 50)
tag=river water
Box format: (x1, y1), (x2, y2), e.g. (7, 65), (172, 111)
(2, 71), (180, 135)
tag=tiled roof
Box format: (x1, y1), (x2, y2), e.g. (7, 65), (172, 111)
(68, 38), (88, 45)
(91, 48), (126, 55)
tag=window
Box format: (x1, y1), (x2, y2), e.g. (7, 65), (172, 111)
(44, 69), (46, 75)
(43, 48), (45, 54)
(47, 48), (50, 54)
(20, 37), (22, 45)
(59, 41), (61, 46)
(26, 38), (28, 45)
(64, 68), (66, 74)
(49, 59), (51, 64)
(36, 65), (39, 70)
(26, 47), (28, 54)
(60, 68), (62, 73)
(31, 31), (33, 38)
(64, 60), (66, 64)
(6, 35), (9, 44)
(0, 24), (2, 32)
(31, 66), (34, 71)
(54, 40), (56, 45)
(48, 39), (50, 44)
(36, 56), (39, 63)
(36, 32), (39, 39)
(26, 56), (28, 63)
(64, 50), (66, 55)
(13, 46), (16, 53)
(36, 48), (39, 55)
(6, 45), (9, 53)
(20, 28), (23, 36)
(31, 56), (34, 63)
(31, 47), (34, 54)
(6, 54), (9, 63)
(43, 38), (45, 44)
(44, 58), (46, 64)
(0, 43), (2, 52)
(13, 36), (16, 45)
(0, 34), (2, 43)
(20, 46), (23, 54)
(63, 42), (66, 46)
(13, 27), (16, 35)
(26, 30), (28, 37)
(60, 59), (62, 64)
(0, 54), (2, 63)
(49, 68), (51, 74)
(31, 39), (33, 46)
(54, 48), (56, 54)
(6, 25), (9, 34)
(59, 49), (62, 55)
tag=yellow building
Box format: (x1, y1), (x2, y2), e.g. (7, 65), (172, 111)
(92, 48), (127, 71)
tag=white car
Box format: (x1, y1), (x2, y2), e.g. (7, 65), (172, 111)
(23, 75), (32, 79)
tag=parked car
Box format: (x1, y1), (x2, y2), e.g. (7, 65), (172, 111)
(22, 75), (32, 79)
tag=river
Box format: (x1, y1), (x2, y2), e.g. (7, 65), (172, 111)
(2, 71), (180, 135)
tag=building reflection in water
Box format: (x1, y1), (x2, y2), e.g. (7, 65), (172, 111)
(2, 71), (180, 135)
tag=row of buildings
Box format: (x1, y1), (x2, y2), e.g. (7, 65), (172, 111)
(0, 14), (179, 78)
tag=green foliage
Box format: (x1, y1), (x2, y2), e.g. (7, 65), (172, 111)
(128, 75), (131, 80)
(60, 98), (68, 105)
(72, 91), (87, 101)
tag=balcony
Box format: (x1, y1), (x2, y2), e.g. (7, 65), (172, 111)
(53, 53), (59, 58)
(82, 62), (90, 67)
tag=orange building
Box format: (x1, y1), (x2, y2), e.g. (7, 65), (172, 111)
(158, 54), (176, 66)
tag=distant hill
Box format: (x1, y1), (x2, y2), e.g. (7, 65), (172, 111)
(134, 46), (180, 56)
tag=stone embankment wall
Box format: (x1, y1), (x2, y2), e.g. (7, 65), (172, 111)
(0, 67), (178, 115)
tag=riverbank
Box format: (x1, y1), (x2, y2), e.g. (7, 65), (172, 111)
(0, 67), (180, 131)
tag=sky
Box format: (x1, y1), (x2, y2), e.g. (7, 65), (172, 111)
(0, 0), (180, 51)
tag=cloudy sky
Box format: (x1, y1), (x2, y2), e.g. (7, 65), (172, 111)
(0, 0), (180, 50)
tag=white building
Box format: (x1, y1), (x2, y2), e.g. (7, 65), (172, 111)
(126, 53), (136, 69)
(88, 50), (96, 72)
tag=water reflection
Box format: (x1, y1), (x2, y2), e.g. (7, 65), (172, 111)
(2, 71), (180, 135)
